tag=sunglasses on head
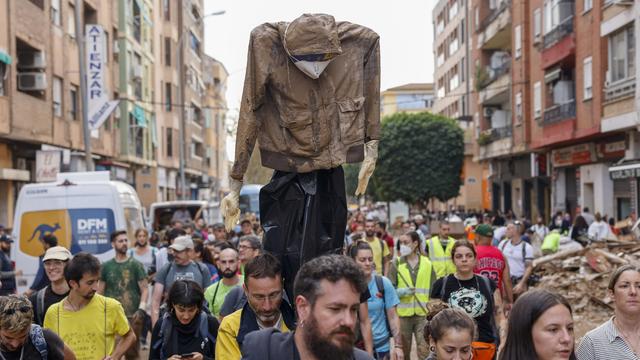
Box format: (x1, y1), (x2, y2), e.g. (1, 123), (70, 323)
(3, 306), (31, 316)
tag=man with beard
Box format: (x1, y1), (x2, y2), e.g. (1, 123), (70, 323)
(364, 220), (390, 276)
(241, 254), (372, 360)
(0, 235), (21, 295)
(0, 295), (75, 359)
(100, 230), (149, 356)
(205, 247), (243, 318)
(216, 253), (296, 359)
(44, 252), (136, 359)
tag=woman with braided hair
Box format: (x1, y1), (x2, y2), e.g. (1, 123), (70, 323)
(423, 300), (476, 360)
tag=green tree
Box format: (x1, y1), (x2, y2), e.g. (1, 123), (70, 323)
(373, 112), (464, 207)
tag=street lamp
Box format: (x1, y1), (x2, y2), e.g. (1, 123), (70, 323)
(177, 10), (226, 200)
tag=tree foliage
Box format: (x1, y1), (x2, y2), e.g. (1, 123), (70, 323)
(372, 112), (464, 206)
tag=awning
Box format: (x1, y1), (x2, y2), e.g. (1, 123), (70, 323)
(609, 162), (640, 180)
(0, 49), (12, 65)
(132, 105), (146, 127)
(544, 68), (561, 83)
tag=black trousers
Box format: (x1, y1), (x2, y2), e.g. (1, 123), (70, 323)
(260, 166), (347, 301)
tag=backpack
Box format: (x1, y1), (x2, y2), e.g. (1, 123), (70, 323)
(152, 312), (215, 359)
(35, 286), (48, 326)
(29, 324), (48, 360)
(499, 239), (528, 265)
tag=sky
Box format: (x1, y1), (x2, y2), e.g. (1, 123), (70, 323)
(203, 0), (438, 157)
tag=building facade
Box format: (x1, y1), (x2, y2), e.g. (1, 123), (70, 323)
(0, 0), (228, 224)
(459, 0), (638, 222)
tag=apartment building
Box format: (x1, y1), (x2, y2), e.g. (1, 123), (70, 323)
(433, 0), (485, 211)
(0, 0), (229, 222)
(381, 83), (435, 117)
(466, 0), (638, 221)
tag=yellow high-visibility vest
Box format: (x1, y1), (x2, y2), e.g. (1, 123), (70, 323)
(396, 256), (433, 317)
(428, 236), (456, 278)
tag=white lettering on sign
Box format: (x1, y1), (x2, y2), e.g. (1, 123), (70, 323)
(78, 218), (108, 232)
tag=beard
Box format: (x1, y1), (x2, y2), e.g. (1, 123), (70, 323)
(303, 312), (355, 360)
(365, 230), (375, 238)
(221, 269), (236, 278)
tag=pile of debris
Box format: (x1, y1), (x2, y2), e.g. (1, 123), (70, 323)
(531, 236), (640, 339)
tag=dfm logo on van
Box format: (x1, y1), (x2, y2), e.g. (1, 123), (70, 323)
(77, 218), (109, 233)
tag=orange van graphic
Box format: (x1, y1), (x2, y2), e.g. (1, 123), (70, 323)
(20, 210), (70, 257)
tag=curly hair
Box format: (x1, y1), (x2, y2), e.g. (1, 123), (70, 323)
(0, 295), (33, 333)
(294, 254), (367, 306)
(423, 300), (477, 343)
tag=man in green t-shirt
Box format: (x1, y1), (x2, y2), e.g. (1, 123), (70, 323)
(205, 247), (243, 318)
(100, 230), (149, 316)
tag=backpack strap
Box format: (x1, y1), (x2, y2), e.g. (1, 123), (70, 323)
(499, 240), (507, 252)
(374, 275), (391, 335)
(36, 286), (47, 325)
(439, 274), (449, 300)
(197, 312), (216, 351)
(29, 324), (48, 360)
(153, 312), (172, 359)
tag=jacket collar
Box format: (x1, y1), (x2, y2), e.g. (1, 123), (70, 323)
(236, 298), (297, 346)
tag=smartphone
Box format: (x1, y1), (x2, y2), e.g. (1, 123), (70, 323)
(180, 354), (195, 359)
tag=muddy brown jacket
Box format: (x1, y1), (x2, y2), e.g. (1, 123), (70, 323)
(230, 14), (381, 180)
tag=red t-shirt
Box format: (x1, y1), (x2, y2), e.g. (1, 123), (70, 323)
(474, 245), (506, 289)
(381, 233), (394, 249)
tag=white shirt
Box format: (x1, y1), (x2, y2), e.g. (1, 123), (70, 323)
(588, 221), (612, 241)
(498, 239), (534, 278)
(530, 224), (549, 240)
(493, 226), (507, 244)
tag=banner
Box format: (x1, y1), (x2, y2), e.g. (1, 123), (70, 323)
(35, 150), (61, 182)
(86, 24), (119, 131)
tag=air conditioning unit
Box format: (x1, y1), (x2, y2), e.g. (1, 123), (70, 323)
(132, 65), (142, 79)
(483, 107), (495, 118)
(18, 51), (46, 69)
(18, 72), (47, 91)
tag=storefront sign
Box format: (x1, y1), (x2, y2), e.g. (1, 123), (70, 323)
(597, 138), (626, 161)
(610, 163), (640, 180)
(36, 150), (61, 182)
(551, 143), (595, 167)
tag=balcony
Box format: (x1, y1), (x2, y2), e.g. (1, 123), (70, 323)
(477, 61), (510, 90)
(542, 100), (576, 125)
(478, 126), (512, 145)
(543, 16), (574, 49)
(478, 64), (510, 105)
(478, 133), (513, 160)
(477, 0), (511, 33)
(477, 0), (511, 50)
(605, 76), (636, 103)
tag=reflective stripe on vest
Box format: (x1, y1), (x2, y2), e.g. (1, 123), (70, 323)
(396, 256), (432, 317)
(428, 236), (456, 278)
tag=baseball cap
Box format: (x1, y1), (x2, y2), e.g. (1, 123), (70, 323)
(169, 236), (194, 252)
(475, 224), (494, 237)
(0, 235), (14, 243)
(211, 222), (225, 230)
(43, 246), (72, 262)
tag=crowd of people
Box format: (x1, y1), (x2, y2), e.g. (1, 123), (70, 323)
(0, 206), (637, 360)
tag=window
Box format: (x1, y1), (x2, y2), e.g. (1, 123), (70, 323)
(460, 57), (465, 82)
(51, 0), (61, 26)
(516, 92), (523, 121)
(583, 57), (592, 100)
(53, 77), (62, 117)
(163, 0), (170, 21)
(192, 139), (204, 158)
(534, 8), (541, 41)
(609, 25), (635, 84)
(515, 25), (522, 58)
(534, 82), (541, 118)
(132, 1), (141, 43)
(164, 37), (171, 66)
(70, 84), (78, 120)
(164, 82), (172, 111)
(68, 5), (75, 37)
(584, 0), (592, 12)
(0, 62), (7, 96)
(29, 0), (44, 9)
(166, 127), (173, 157)
(189, 31), (201, 57)
(449, 1), (458, 20)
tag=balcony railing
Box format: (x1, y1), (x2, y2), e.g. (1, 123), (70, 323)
(478, 126), (512, 145)
(543, 100), (576, 125)
(605, 76), (636, 103)
(478, 61), (511, 90)
(477, 0), (511, 32)
(543, 15), (574, 49)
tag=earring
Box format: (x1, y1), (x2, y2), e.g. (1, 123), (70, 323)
(299, 321), (304, 328)
(430, 346), (436, 352)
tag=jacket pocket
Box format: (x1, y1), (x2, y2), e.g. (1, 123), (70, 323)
(337, 96), (365, 146)
(281, 108), (326, 157)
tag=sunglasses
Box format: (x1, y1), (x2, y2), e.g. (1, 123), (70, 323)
(3, 306), (31, 316)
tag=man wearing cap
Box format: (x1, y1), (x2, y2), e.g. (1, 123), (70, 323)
(0, 235), (21, 296)
(28, 246), (72, 326)
(473, 224), (513, 313)
(151, 235), (212, 326)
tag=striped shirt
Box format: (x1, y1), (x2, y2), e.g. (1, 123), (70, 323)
(576, 317), (639, 360)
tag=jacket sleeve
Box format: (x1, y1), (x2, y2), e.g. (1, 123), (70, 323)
(149, 317), (162, 360)
(230, 28), (270, 181)
(363, 35), (380, 142)
(215, 316), (242, 360)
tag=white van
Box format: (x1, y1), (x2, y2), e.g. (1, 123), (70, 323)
(11, 171), (145, 293)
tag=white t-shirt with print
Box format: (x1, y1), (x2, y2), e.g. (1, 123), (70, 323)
(498, 239), (534, 278)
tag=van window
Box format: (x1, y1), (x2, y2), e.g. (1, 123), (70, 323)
(239, 194), (259, 216)
(124, 207), (144, 242)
